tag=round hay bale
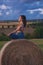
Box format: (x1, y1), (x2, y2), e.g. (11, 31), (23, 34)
(0, 39), (43, 65)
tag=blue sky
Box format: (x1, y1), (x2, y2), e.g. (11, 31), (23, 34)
(0, 0), (43, 20)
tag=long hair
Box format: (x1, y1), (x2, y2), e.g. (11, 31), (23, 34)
(20, 15), (26, 27)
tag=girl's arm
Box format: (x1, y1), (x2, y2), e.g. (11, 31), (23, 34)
(7, 25), (21, 36)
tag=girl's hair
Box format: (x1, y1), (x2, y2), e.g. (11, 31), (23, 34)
(20, 15), (26, 27)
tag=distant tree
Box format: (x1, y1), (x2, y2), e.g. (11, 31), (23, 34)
(34, 26), (43, 38)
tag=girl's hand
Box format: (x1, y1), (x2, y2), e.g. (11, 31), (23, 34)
(7, 31), (15, 36)
(7, 33), (11, 36)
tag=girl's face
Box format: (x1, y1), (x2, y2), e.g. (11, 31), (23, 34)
(18, 16), (22, 23)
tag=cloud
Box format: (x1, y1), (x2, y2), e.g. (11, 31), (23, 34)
(28, 10), (34, 14)
(31, 1), (40, 6)
(5, 9), (13, 15)
(6, 11), (10, 15)
(0, 0), (43, 20)
(27, 8), (43, 14)
(0, 12), (2, 16)
(40, 11), (43, 14)
(0, 4), (13, 16)
(0, 4), (11, 10)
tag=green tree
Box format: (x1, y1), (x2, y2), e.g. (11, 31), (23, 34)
(34, 26), (43, 38)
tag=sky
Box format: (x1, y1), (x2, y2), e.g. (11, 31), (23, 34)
(0, 0), (43, 20)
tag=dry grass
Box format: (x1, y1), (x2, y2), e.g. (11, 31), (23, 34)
(1, 40), (43, 65)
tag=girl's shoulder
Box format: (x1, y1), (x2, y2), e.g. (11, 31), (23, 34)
(19, 22), (23, 26)
(17, 22), (24, 28)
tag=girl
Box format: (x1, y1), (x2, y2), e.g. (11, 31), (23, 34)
(8, 15), (26, 39)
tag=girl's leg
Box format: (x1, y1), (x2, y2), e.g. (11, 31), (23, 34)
(9, 32), (24, 39)
(17, 32), (24, 39)
(9, 33), (18, 39)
